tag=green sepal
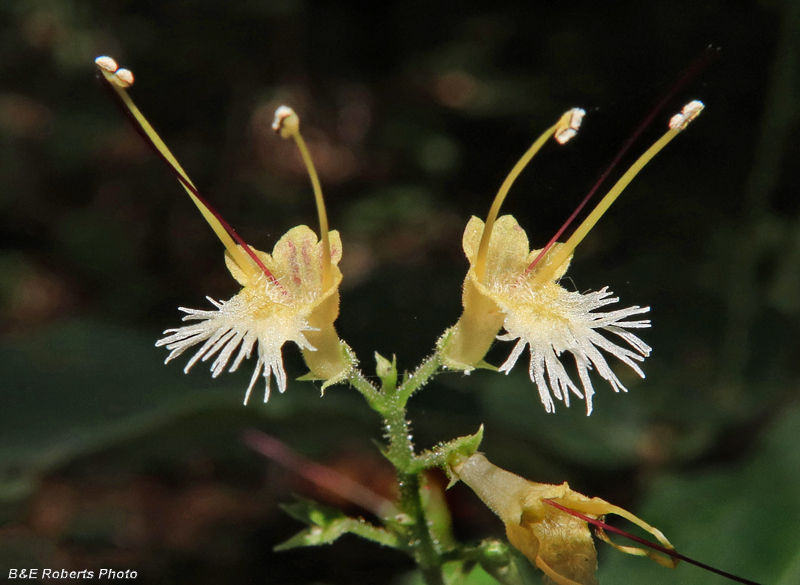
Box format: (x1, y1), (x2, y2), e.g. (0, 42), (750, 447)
(473, 360), (498, 371)
(320, 374), (345, 393)
(435, 326), (498, 373)
(275, 497), (399, 551)
(410, 425), (484, 480)
(374, 352), (398, 392)
(297, 342), (357, 393)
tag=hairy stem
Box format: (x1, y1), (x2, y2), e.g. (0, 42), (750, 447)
(348, 370), (383, 410)
(383, 398), (444, 584)
(398, 354), (441, 404)
(398, 470), (446, 585)
(370, 354), (446, 584)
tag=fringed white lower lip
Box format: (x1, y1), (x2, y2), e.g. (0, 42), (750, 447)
(156, 296), (314, 404)
(497, 287), (651, 415)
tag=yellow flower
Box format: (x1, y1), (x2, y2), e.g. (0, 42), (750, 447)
(95, 58), (353, 403)
(443, 214), (651, 414)
(450, 453), (677, 585)
(439, 104), (703, 414)
(157, 226), (349, 404)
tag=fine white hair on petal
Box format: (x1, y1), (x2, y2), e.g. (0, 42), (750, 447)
(244, 359), (264, 406)
(156, 295), (314, 405)
(498, 286), (651, 415)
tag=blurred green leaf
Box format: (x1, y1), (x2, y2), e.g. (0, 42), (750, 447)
(599, 401), (800, 584)
(280, 496), (348, 526)
(1, 319), (236, 468)
(0, 318), (376, 505)
(477, 371), (652, 467)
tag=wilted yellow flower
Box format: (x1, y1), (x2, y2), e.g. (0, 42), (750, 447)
(450, 453), (677, 585)
(95, 58), (353, 403)
(439, 104), (703, 414)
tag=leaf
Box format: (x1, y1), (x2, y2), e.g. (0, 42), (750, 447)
(276, 497), (399, 551)
(279, 497), (346, 526)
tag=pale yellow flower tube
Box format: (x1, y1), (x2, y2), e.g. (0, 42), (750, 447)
(450, 453), (677, 585)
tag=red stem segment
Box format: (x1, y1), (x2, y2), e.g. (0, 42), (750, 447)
(97, 73), (280, 286)
(543, 499), (762, 585)
(527, 45), (720, 274)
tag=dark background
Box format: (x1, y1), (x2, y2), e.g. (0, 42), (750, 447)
(1, 0), (799, 583)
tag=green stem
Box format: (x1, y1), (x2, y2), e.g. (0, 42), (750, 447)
(383, 398), (444, 584)
(347, 352), (446, 583)
(383, 393), (415, 468)
(348, 370), (383, 410)
(397, 354), (441, 404)
(398, 470), (446, 585)
(379, 354), (445, 584)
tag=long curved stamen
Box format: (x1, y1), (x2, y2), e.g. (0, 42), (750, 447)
(543, 499), (763, 585)
(272, 107), (333, 291)
(474, 108), (584, 281)
(530, 101), (704, 285)
(94, 56), (279, 287)
(527, 47), (719, 275)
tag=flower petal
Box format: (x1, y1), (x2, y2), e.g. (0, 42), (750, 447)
(156, 290), (314, 404)
(498, 283), (651, 414)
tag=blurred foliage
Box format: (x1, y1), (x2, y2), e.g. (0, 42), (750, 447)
(1, 0), (799, 583)
(600, 401), (800, 584)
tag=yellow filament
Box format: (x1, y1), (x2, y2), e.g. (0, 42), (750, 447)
(99, 69), (257, 281)
(557, 497), (678, 569)
(474, 110), (575, 281)
(291, 131), (332, 291)
(531, 128), (680, 284)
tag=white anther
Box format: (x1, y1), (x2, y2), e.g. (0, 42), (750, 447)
(272, 105), (300, 139)
(555, 108), (585, 144)
(95, 56), (119, 74)
(112, 68), (135, 88)
(669, 100), (704, 131)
